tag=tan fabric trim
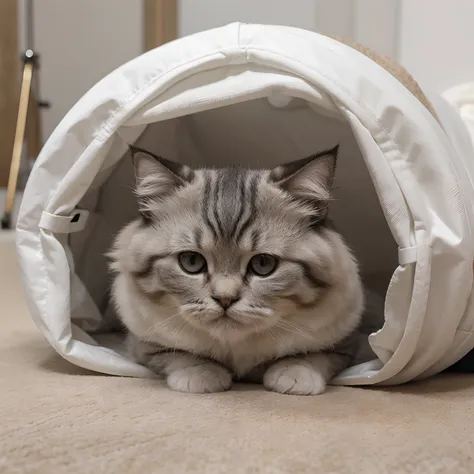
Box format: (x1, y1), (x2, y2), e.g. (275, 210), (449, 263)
(327, 35), (438, 121)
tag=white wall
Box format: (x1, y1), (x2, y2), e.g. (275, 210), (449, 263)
(179, 0), (400, 58)
(398, 0), (474, 94)
(27, 0), (142, 140)
(179, 0), (317, 36)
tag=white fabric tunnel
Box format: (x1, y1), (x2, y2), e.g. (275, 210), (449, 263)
(16, 23), (474, 385)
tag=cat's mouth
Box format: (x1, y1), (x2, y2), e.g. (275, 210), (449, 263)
(194, 310), (275, 338)
(181, 303), (274, 336)
(183, 309), (244, 330)
(204, 310), (246, 327)
(210, 314), (243, 328)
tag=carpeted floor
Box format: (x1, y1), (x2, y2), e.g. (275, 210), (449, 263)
(1, 231), (474, 473)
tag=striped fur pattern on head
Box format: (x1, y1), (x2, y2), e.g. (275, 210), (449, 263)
(109, 145), (364, 395)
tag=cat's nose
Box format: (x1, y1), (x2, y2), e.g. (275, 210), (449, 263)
(211, 295), (240, 310)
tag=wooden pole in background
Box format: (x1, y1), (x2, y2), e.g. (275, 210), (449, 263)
(0, 0), (19, 186)
(144, 0), (178, 51)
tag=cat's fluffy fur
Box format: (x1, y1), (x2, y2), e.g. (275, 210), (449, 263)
(108, 146), (364, 395)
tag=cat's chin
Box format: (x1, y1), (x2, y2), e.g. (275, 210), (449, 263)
(185, 313), (267, 343)
(206, 320), (252, 343)
(179, 305), (277, 343)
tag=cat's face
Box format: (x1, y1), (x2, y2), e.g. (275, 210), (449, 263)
(112, 146), (340, 343)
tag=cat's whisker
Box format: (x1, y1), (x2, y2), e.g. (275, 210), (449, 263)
(264, 328), (276, 344)
(264, 326), (276, 342)
(238, 306), (273, 319)
(275, 320), (313, 340)
(171, 319), (190, 358)
(144, 311), (183, 343)
(144, 322), (164, 344)
(146, 314), (179, 336)
(276, 320), (312, 338)
(283, 320), (315, 337)
(252, 320), (259, 333)
(266, 327), (286, 347)
(146, 311), (182, 336)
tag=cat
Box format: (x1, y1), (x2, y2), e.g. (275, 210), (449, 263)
(108, 145), (364, 395)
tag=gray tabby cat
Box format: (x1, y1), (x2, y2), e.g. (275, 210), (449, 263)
(108, 145), (364, 395)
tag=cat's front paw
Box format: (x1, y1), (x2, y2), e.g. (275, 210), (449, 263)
(263, 360), (326, 395)
(167, 363), (232, 394)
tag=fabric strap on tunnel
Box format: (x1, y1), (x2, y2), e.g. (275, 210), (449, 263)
(39, 209), (89, 233)
(398, 246), (418, 265)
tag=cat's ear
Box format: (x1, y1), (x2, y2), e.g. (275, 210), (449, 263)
(130, 145), (194, 194)
(269, 146), (338, 209)
(129, 146), (194, 222)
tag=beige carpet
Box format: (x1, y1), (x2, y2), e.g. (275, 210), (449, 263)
(1, 232), (474, 474)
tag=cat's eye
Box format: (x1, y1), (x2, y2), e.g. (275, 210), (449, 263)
(248, 254), (278, 277)
(178, 251), (207, 274)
